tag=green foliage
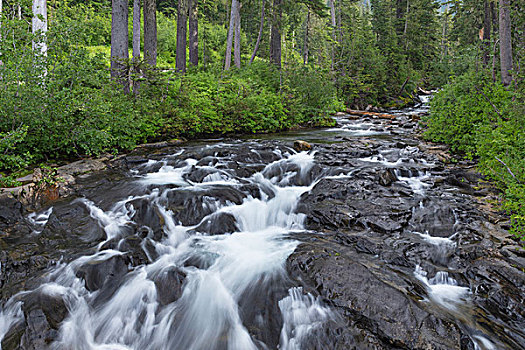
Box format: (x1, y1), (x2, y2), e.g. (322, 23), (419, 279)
(284, 66), (341, 124)
(336, 7), (390, 107)
(0, 126), (32, 172)
(424, 71), (525, 242)
(0, 175), (23, 188)
(504, 184), (525, 243)
(423, 72), (512, 155)
(0, 2), (159, 169)
(158, 62), (340, 136)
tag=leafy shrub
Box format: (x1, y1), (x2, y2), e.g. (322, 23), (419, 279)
(0, 126), (32, 172)
(284, 66), (341, 125)
(423, 72), (512, 155)
(424, 71), (524, 242)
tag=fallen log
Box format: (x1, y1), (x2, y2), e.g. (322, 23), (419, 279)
(417, 87), (432, 95)
(345, 109), (397, 120)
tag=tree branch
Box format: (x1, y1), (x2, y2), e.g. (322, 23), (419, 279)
(495, 156), (520, 183)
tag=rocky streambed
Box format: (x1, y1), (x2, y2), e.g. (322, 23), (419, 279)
(0, 100), (524, 350)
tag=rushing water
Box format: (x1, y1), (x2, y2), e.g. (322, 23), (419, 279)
(1, 96), (523, 349)
(1, 149), (337, 350)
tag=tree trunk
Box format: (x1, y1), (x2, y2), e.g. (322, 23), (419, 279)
(0, 0), (3, 46)
(492, 39), (499, 82)
(234, 2), (241, 68)
(337, 0), (342, 43)
(111, 0), (129, 93)
(143, 0), (157, 67)
(499, 0), (513, 86)
(203, 24), (207, 66)
(250, 0), (266, 64)
(303, 9), (309, 65)
(0, 0), (2, 68)
(269, 0), (281, 68)
(329, 0), (336, 71)
(224, 0), (239, 71)
(440, 5), (448, 61)
(132, 0), (141, 94)
(32, 0), (48, 57)
(491, 1), (497, 35)
(188, 0), (198, 67)
(482, 0), (491, 66)
(176, 0), (188, 72)
(403, 0), (409, 51)
(133, 0), (141, 62)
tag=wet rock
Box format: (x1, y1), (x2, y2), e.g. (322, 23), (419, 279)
(129, 197), (164, 237)
(19, 309), (58, 349)
(445, 175), (475, 194)
(154, 267), (186, 306)
(3, 288), (70, 349)
(377, 169), (398, 186)
(1, 320), (25, 350)
(57, 159), (107, 177)
(0, 253), (51, 301)
(21, 288), (69, 330)
(125, 156), (149, 165)
(118, 235), (153, 266)
(466, 260), (525, 347)
(287, 243), (465, 349)
(192, 212), (238, 235)
(355, 237), (380, 255)
(410, 204), (456, 237)
(184, 167), (222, 183)
(362, 214), (407, 234)
(75, 254), (130, 292)
(0, 196), (24, 230)
(39, 202), (106, 250)
(293, 140), (312, 152)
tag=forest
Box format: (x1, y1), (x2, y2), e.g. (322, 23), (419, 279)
(0, 0), (523, 238)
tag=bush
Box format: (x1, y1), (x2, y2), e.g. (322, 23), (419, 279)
(0, 126), (32, 172)
(423, 72), (512, 155)
(0, 3), (159, 168)
(423, 71), (524, 242)
(284, 66), (341, 125)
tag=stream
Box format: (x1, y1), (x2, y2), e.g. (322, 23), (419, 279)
(1, 98), (524, 349)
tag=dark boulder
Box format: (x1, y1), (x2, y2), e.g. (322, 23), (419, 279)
(2, 287), (70, 350)
(154, 267), (187, 306)
(75, 254), (130, 292)
(287, 242), (466, 349)
(377, 169), (398, 186)
(192, 212), (238, 235)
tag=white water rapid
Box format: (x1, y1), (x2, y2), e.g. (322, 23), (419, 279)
(0, 149), (334, 350)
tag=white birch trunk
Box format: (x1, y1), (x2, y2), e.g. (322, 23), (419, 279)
(32, 0), (47, 57)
